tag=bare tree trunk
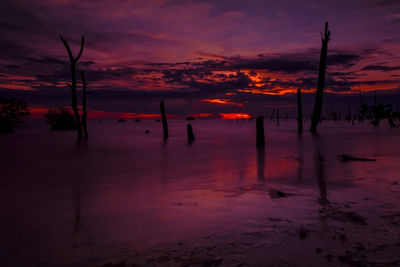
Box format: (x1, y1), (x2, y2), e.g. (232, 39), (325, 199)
(374, 91), (378, 126)
(310, 22), (331, 133)
(81, 72), (88, 139)
(276, 109), (280, 126)
(187, 123), (195, 143)
(60, 36), (85, 139)
(256, 115), (265, 147)
(160, 100), (168, 139)
(297, 88), (303, 134)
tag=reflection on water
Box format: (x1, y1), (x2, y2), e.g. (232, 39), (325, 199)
(312, 134), (329, 207)
(297, 135), (304, 181)
(256, 147), (265, 181)
(1, 119), (400, 265)
(73, 175), (81, 235)
(71, 143), (93, 248)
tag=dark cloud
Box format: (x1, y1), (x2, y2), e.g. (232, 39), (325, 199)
(162, 68), (212, 83)
(4, 65), (20, 69)
(327, 53), (360, 67)
(362, 65), (400, 71)
(230, 57), (317, 73)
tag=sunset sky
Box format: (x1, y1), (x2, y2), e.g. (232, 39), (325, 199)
(1, 0), (400, 118)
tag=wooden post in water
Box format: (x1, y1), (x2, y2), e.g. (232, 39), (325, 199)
(297, 89), (303, 134)
(187, 123), (195, 142)
(160, 100), (168, 139)
(256, 115), (265, 147)
(310, 22), (331, 133)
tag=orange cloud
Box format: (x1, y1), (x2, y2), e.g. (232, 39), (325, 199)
(203, 98), (243, 106)
(0, 83), (33, 90)
(219, 113), (251, 119)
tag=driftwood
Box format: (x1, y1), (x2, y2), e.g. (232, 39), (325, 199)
(340, 154), (376, 162)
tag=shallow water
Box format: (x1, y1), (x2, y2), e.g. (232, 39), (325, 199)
(1, 119), (400, 266)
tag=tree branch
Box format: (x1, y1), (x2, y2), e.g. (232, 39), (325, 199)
(60, 36), (74, 62)
(322, 22), (331, 42)
(75, 36), (85, 62)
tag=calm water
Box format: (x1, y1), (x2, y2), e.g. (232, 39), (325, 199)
(1, 119), (400, 266)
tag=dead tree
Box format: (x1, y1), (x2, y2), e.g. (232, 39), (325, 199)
(60, 36), (85, 139)
(310, 22), (331, 133)
(373, 91), (378, 126)
(187, 123), (195, 143)
(256, 115), (265, 147)
(297, 88), (303, 134)
(160, 100), (168, 139)
(276, 109), (280, 126)
(81, 72), (88, 138)
(346, 106), (352, 123)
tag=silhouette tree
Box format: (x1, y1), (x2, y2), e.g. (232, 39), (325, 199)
(310, 22), (331, 133)
(60, 36), (85, 139)
(45, 107), (76, 130)
(0, 97), (30, 133)
(81, 72), (88, 138)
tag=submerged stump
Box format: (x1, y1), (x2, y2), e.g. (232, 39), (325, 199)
(187, 123), (195, 143)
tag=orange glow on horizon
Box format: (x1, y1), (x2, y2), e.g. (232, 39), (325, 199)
(89, 111), (176, 119)
(0, 83), (33, 90)
(189, 113), (213, 118)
